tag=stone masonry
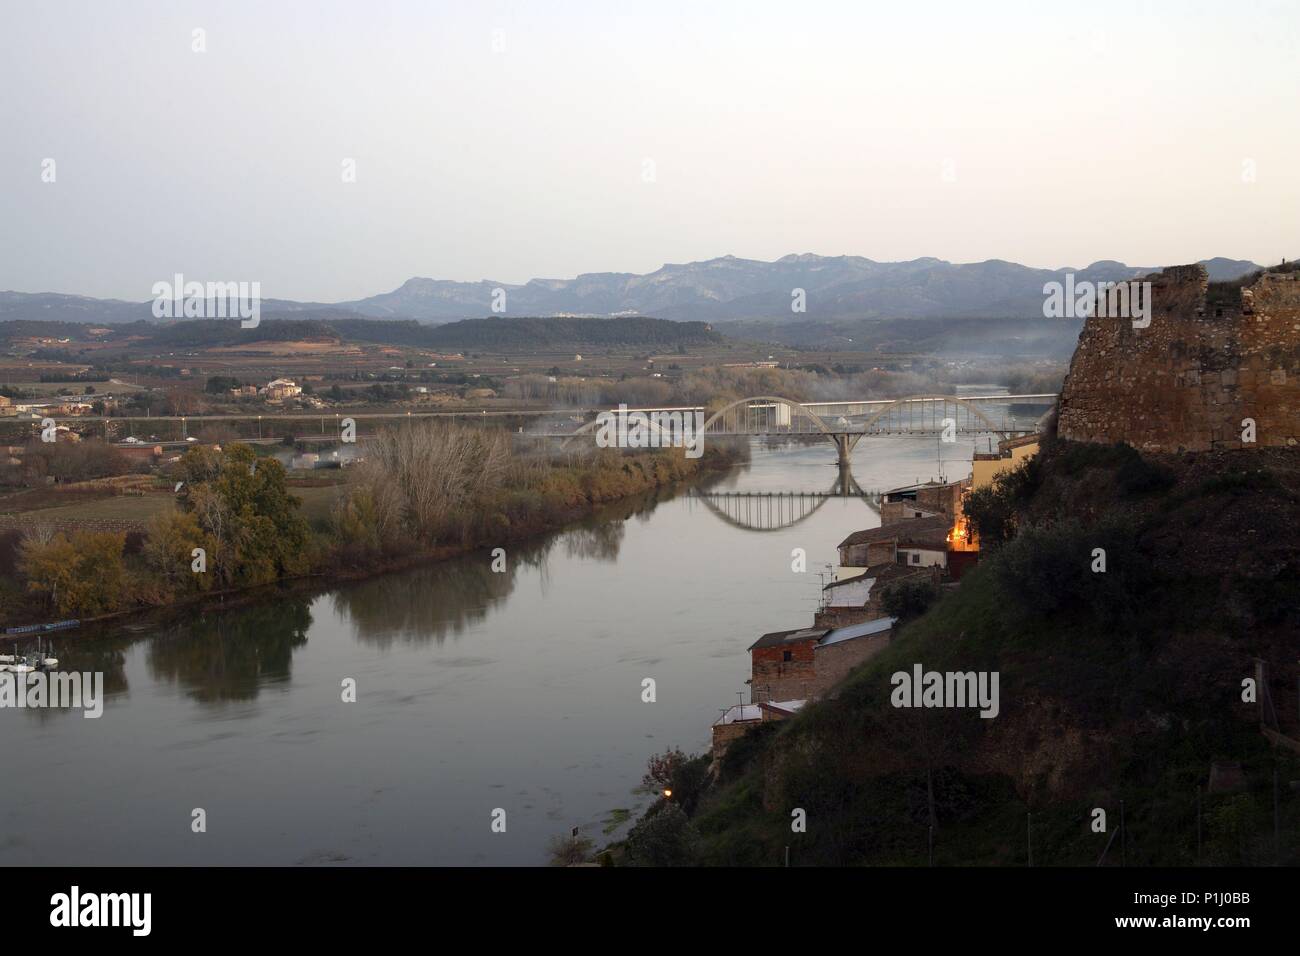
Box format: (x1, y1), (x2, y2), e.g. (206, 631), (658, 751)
(1056, 264), (1300, 453)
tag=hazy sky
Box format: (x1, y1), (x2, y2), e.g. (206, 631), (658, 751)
(2, 0), (1298, 301)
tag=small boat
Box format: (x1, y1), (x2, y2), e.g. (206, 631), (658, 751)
(2, 644), (37, 674)
(33, 638), (58, 670)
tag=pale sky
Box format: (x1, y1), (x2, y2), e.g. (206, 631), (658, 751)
(1, 0), (1297, 302)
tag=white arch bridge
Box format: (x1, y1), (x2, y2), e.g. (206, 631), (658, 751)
(554, 393), (1055, 465)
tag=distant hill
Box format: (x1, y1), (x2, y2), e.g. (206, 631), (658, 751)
(419, 316), (722, 350)
(338, 255), (1266, 322)
(0, 313), (721, 352)
(0, 255), (1268, 325)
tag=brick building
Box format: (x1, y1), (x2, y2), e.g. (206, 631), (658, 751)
(878, 478), (969, 525)
(748, 616), (896, 704)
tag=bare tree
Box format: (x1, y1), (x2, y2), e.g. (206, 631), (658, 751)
(348, 421), (513, 544)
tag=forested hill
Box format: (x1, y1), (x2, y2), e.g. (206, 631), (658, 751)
(419, 316), (722, 349)
(0, 314), (723, 351)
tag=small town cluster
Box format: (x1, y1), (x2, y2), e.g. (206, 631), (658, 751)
(710, 432), (1040, 765)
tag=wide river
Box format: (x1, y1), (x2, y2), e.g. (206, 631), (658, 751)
(1, 392), (1038, 865)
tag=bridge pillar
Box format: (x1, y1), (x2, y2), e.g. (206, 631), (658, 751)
(836, 461), (853, 496)
(831, 433), (862, 466)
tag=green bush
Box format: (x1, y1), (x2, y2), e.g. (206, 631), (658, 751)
(1116, 454), (1176, 497)
(879, 576), (940, 620)
(963, 483), (1017, 549)
(623, 802), (699, 867)
(989, 517), (1152, 628)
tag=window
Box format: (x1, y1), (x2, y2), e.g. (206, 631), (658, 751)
(782, 650), (793, 662)
(910, 552), (921, 565)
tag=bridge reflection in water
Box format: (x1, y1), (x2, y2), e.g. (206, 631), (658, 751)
(689, 464), (879, 533)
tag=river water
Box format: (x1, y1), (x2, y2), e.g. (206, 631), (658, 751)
(0, 393), (1039, 865)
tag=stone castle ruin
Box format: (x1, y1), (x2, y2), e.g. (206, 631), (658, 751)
(1057, 263), (1300, 453)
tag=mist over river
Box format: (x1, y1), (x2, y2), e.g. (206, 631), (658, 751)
(0, 393), (1038, 865)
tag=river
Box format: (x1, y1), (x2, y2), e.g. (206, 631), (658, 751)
(0, 392), (1041, 865)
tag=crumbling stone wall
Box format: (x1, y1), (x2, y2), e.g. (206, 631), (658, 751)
(1057, 265), (1300, 452)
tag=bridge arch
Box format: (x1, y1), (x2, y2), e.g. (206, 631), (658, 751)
(856, 394), (1012, 436)
(701, 395), (832, 434)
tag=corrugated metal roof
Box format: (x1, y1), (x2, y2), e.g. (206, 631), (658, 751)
(818, 616), (897, 647)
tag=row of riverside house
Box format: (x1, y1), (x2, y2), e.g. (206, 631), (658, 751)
(710, 433), (1041, 769)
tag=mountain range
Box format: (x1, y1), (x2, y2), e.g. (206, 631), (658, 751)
(0, 255), (1264, 325)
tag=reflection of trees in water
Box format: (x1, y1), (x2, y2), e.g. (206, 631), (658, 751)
(333, 486), (685, 647)
(554, 485), (687, 560)
(146, 599), (312, 703)
(560, 519), (625, 561)
(331, 554), (525, 648)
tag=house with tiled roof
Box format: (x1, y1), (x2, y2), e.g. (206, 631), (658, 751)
(837, 514), (951, 569)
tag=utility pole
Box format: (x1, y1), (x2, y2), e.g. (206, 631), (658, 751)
(1274, 765), (1280, 865)
(1120, 800), (1127, 867)
(1196, 785), (1202, 864)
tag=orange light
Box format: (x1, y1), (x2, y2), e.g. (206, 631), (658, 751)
(947, 516), (978, 552)
(663, 789), (673, 798)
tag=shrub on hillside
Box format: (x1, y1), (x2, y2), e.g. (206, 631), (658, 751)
(964, 457), (1043, 551)
(880, 576), (940, 620)
(546, 833), (595, 867)
(642, 747), (710, 818)
(1115, 453), (1176, 497)
(989, 517), (1152, 628)
(623, 802), (699, 867)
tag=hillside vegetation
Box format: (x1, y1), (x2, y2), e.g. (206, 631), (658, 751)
(620, 439), (1300, 866)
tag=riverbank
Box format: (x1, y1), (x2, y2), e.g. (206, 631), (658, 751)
(0, 440), (746, 636)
